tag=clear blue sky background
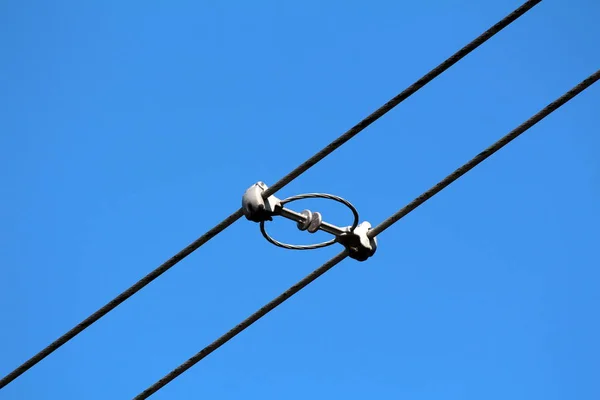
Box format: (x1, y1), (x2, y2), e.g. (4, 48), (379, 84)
(1, 1), (599, 399)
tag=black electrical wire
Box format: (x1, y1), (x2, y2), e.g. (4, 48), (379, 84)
(0, 0), (541, 390)
(133, 250), (349, 400)
(368, 70), (600, 237)
(0, 209), (244, 391)
(134, 69), (600, 399)
(261, 0), (542, 199)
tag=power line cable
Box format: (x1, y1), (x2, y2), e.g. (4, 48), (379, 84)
(134, 250), (349, 400)
(369, 69), (600, 237)
(0, 0), (541, 390)
(134, 68), (600, 399)
(261, 0), (542, 199)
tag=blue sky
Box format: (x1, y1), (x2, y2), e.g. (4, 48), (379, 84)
(1, 1), (599, 399)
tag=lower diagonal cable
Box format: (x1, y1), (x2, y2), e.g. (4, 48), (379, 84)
(134, 68), (599, 399)
(134, 250), (349, 400)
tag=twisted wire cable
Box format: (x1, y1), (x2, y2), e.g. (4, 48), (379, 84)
(135, 68), (600, 399)
(0, 0), (542, 390)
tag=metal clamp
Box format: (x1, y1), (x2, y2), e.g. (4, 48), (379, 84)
(241, 182), (377, 261)
(336, 221), (378, 262)
(241, 181), (281, 222)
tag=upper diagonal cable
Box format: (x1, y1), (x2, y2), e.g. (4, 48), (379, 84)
(0, 0), (541, 390)
(262, 0), (542, 198)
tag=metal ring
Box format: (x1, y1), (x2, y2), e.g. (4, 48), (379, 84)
(260, 193), (360, 250)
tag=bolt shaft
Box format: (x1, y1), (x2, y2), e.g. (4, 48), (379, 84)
(279, 207), (347, 236)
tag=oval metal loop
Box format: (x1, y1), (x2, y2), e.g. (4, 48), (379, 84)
(260, 193), (360, 250)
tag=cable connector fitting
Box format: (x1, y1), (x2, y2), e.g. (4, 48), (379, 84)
(243, 181), (376, 260)
(336, 221), (378, 262)
(241, 182), (281, 222)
